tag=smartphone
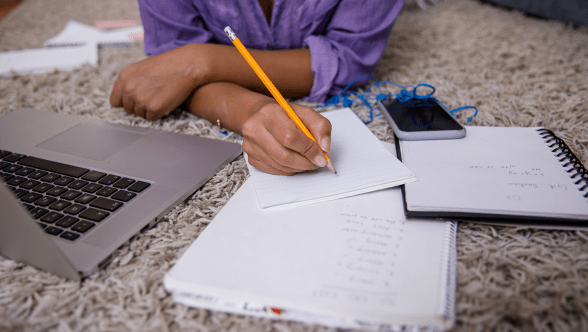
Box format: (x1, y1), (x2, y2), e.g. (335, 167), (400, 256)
(378, 97), (466, 140)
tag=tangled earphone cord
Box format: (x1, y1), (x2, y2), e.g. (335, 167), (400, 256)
(317, 75), (478, 125)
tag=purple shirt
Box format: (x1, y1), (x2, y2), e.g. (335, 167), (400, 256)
(138, 0), (404, 102)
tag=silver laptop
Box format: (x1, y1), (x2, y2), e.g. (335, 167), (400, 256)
(0, 108), (242, 280)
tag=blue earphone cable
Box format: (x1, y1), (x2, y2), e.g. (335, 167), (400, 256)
(317, 75), (478, 125)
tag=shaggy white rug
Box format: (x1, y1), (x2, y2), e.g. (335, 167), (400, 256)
(1, 0), (587, 331)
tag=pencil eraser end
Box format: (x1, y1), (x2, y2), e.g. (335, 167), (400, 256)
(224, 26), (236, 41)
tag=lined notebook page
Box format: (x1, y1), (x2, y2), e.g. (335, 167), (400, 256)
(246, 108), (416, 210)
(401, 126), (588, 220)
(164, 178), (456, 329)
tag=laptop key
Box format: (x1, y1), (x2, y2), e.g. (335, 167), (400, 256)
(55, 216), (79, 228)
(75, 193), (96, 204)
(79, 208), (110, 222)
(18, 156), (89, 178)
(61, 190), (82, 200)
(0, 161), (9, 170)
(71, 220), (95, 233)
(68, 180), (89, 190)
(14, 167), (35, 176)
(13, 188), (29, 198)
(90, 197), (123, 212)
(33, 183), (54, 193)
(3, 165), (22, 173)
(113, 178), (135, 189)
(81, 170), (106, 182)
(0, 150), (11, 159)
(34, 196), (57, 207)
(63, 204), (86, 215)
(111, 190), (136, 202)
(127, 181), (150, 192)
(46, 186), (68, 196)
(53, 176), (75, 186)
(96, 186), (117, 197)
(3, 153), (26, 162)
(59, 231), (80, 241)
(1, 172), (14, 181)
(30, 207), (48, 219)
(37, 223), (47, 230)
(45, 226), (64, 236)
(81, 183), (102, 193)
(40, 212), (63, 224)
(28, 170), (48, 180)
(20, 179), (40, 189)
(49, 200), (72, 211)
(40, 173), (61, 182)
(98, 174), (121, 185)
(6, 176), (27, 186)
(21, 192), (43, 203)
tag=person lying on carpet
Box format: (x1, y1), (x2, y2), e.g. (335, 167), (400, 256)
(110, 0), (404, 175)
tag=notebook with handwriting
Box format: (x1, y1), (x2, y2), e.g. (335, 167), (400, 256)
(164, 176), (457, 330)
(399, 126), (588, 223)
(246, 108), (417, 210)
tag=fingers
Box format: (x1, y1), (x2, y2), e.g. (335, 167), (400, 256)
(243, 116), (318, 173)
(110, 78), (123, 108)
(242, 103), (333, 175)
(244, 144), (300, 176)
(291, 103), (332, 153)
(109, 51), (196, 121)
(264, 104), (331, 167)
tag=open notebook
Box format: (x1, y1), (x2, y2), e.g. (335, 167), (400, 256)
(165, 143), (457, 331)
(164, 179), (456, 330)
(399, 126), (588, 225)
(246, 108), (417, 210)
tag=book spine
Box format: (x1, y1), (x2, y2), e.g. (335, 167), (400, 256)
(537, 128), (588, 198)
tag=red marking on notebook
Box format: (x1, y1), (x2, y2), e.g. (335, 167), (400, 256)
(269, 307), (282, 315)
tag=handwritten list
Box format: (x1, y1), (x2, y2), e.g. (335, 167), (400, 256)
(401, 126), (588, 219)
(165, 177), (455, 326)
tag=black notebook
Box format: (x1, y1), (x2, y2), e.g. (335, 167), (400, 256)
(398, 126), (588, 225)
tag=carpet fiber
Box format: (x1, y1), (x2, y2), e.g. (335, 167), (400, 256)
(1, 0), (588, 331)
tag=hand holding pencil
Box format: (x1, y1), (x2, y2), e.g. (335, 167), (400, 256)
(224, 26), (336, 174)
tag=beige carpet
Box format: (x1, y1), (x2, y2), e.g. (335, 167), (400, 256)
(1, 0), (588, 331)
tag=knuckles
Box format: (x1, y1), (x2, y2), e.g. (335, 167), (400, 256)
(313, 116), (332, 134)
(280, 127), (298, 147)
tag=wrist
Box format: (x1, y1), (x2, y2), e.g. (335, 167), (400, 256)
(184, 43), (213, 88)
(238, 97), (276, 133)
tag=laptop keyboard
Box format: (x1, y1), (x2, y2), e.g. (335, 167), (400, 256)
(0, 150), (151, 242)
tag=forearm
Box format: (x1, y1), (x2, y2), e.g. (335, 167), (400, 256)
(190, 43), (313, 99)
(187, 81), (274, 134)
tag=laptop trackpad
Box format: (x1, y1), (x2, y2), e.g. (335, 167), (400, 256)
(37, 123), (144, 161)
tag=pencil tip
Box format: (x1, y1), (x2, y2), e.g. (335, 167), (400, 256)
(326, 160), (337, 174)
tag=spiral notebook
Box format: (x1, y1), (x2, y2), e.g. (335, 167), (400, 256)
(164, 143), (457, 331)
(399, 126), (588, 225)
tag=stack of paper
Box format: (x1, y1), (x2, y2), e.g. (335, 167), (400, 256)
(0, 20), (143, 76)
(165, 109), (458, 330)
(246, 108), (417, 210)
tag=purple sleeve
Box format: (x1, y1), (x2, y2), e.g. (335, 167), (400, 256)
(303, 0), (404, 102)
(138, 0), (213, 55)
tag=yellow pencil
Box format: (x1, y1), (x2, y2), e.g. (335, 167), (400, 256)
(224, 26), (336, 174)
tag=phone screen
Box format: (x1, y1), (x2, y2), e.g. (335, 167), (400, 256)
(381, 98), (463, 132)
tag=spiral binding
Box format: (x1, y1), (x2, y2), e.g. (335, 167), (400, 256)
(537, 128), (588, 198)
